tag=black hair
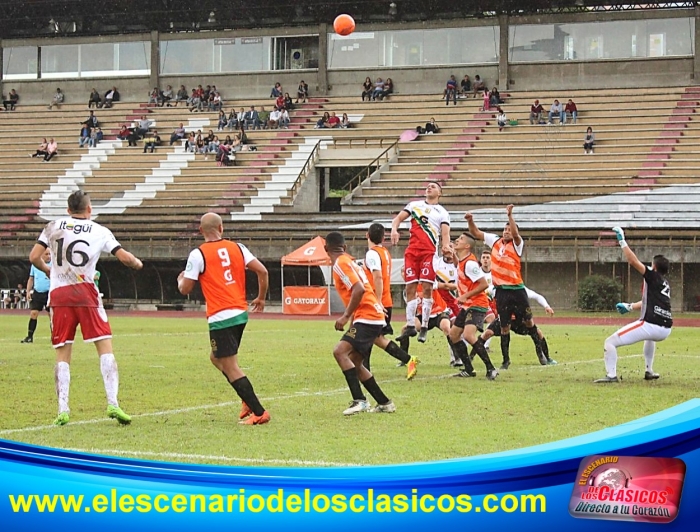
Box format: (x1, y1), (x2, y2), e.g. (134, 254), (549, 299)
(653, 255), (670, 276)
(67, 190), (90, 214)
(325, 232), (345, 249)
(367, 223), (385, 245)
(504, 221), (520, 230)
(427, 180), (443, 191)
(461, 232), (476, 247)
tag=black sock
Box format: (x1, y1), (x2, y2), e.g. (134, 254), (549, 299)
(398, 335), (410, 354)
(342, 368), (366, 401)
(471, 337), (495, 371)
(450, 339), (475, 374)
(384, 341), (411, 364)
(361, 376), (390, 405)
(363, 352), (371, 372)
(501, 334), (511, 364)
(230, 376), (265, 416)
(541, 337), (550, 359)
(527, 326), (542, 356)
(27, 318), (37, 338)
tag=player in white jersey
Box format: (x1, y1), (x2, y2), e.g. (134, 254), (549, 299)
(29, 190), (143, 426)
(434, 249), (460, 318)
(391, 182), (451, 344)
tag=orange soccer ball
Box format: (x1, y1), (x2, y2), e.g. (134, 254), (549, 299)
(333, 14), (356, 36)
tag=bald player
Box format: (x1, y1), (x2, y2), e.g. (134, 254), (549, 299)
(178, 212), (271, 425)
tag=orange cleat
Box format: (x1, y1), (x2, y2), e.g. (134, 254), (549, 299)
(239, 401), (253, 420)
(406, 356), (420, 380)
(239, 410), (270, 425)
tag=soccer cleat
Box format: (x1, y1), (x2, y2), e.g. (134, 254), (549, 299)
(546, 358), (558, 365)
(239, 410), (270, 425)
(486, 368), (499, 381)
(644, 371), (660, 380)
(417, 327), (428, 343)
(343, 400), (370, 416)
(20, 337), (33, 343)
(107, 405), (132, 425)
(239, 401), (253, 420)
(53, 412), (69, 426)
(452, 370), (477, 378)
(594, 376), (620, 384)
(370, 401), (396, 414)
(500, 360), (511, 370)
(396, 326), (417, 342)
(406, 356), (420, 380)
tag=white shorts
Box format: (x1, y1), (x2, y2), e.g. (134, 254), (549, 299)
(610, 320), (671, 347)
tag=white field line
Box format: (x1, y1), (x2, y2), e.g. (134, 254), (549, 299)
(66, 448), (360, 467)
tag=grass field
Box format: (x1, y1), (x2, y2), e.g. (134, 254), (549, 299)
(1, 313), (699, 467)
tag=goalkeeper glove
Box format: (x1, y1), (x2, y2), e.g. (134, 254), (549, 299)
(611, 226), (628, 248)
(616, 302), (632, 315)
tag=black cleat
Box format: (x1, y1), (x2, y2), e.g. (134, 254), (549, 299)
(20, 337), (33, 344)
(452, 370), (477, 378)
(644, 371), (660, 380)
(594, 376), (620, 384)
(417, 327), (428, 343)
(396, 326), (417, 342)
(500, 360), (511, 370)
(486, 369), (499, 381)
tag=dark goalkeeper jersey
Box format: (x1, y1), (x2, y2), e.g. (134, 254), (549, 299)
(641, 267), (672, 328)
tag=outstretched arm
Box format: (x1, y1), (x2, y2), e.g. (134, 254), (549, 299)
(507, 204), (521, 246)
(464, 212), (484, 241)
(612, 227), (645, 274)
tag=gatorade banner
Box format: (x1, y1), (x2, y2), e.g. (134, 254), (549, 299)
(283, 286), (329, 315)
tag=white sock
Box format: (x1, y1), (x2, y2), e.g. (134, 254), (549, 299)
(421, 298), (433, 329)
(643, 341), (655, 372)
(55, 361), (70, 414)
(406, 298), (418, 327)
(484, 337), (492, 349)
(100, 353), (119, 407)
(603, 336), (618, 378)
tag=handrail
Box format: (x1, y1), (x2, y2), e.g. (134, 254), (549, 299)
(342, 138), (400, 194)
(288, 139), (324, 201)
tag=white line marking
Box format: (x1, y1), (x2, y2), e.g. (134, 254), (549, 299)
(67, 448), (360, 467)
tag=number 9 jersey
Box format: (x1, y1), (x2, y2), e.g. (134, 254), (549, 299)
(38, 217), (122, 307)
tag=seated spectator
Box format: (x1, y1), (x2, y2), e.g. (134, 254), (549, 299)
(135, 115), (153, 137)
(4, 284), (25, 308)
(143, 130), (161, 153)
(283, 92), (294, 111)
(529, 100), (544, 124)
(30, 138), (49, 158)
(88, 88), (102, 108)
(162, 85), (174, 107)
(102, 87), (119, 108)
(184, 132), (196, 153)
(548, 99), (563, 124)
(117, 124), (131, 140)
(227, 108), (241, 130)
(279, 108), (291, 129)
(258, 107), (270, 130)
(127, 128), (141, 147)
(244, 106), (261, 130)
(268, 109), (281, 129)
(381, 78), (394, 100)
(170, 123), (186, 145)
(88, 127), (103, 148)
(371, 78), (384, 101)
(459, 75), (471, 97)
(472, 75), (486, 98)
(81, 110), (99, 129)
(496, 107), (508, 131)
(195, 133), (206, 155)
(44, 138), (58, 161)
(216, 143), (234, 167)
(490, 87), (504, 107)
(174, 85), (188, 107)
(275, 94), (286, 111)
(565, 98), (578, 124)
(444, 75), (457, 106)
(361, 77), (373, 101)
(340, 113), (350, 129)
(208, 91), (222, 111)
(296, 80), (309, 103)
(584, 127), (595, 154)
(270, 82), (283, 98)
(48, 88), (64, 110)
(207, 135), (220, 157)
(2, 89), (19, 111)
(79, 125), (91, 147)
(148, 87), (161, 106)
(223, 135), (233, 146)
(425, 118), (439, 134)
(217, 110), (227, 131)
(188, 88), (203, 112)
(315, 112), (330, 129)
(327, 112), (341, 128)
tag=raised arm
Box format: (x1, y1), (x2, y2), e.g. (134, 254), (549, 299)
(507, 204), (521, 246)
(464, 212), (484, 241)
(612, 227), (645, 274)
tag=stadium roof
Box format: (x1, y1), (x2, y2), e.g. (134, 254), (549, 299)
(0, 1), (696, 40)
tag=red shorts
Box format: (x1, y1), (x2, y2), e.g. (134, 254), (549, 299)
(437, 288), (460, 317)
(487, 298), (498, 317)
(404, 248), (436, 284)
(50, 306), (112, 348)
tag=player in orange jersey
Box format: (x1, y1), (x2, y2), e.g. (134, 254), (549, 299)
(178, 212), (270, 425)
(326, 232), (397, 415)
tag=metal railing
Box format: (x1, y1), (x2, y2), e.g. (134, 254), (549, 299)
(287, 139), (324, 202)
(342, 139), (400, 195)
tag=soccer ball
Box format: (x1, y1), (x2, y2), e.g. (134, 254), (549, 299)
(333, 14), (356, 36)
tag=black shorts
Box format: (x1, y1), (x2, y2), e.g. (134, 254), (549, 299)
(341, 323), (383, 358)
(382, 307), (394, 336)
(453, 308), (486, 331)
(209, 323), (246, 358)
(495, 287), (532, 325)
(487, 317), (529, 337)
(30, 291), (49, 312)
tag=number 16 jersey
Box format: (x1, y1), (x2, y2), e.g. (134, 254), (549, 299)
(38, 217), (121, 307)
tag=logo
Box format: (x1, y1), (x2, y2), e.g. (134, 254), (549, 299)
(303, 247), (316, 256)
(569, 455), (686, 523)
(284, 296), (292, 305)
(58, 220), (93, 235)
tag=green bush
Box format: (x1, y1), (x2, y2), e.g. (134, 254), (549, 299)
(577, 275), (624, 311)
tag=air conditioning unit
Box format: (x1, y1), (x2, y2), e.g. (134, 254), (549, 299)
(290, 49), (304, 69)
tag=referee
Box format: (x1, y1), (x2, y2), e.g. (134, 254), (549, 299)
(21, 248), (51, 344)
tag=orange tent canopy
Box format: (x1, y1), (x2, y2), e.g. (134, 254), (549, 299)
(281, 236), (331, 266)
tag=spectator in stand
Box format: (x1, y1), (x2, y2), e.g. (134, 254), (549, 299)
(283, 92), (294, 111)
(361, 77), (373, 101)
(482, 88), (491, 111)
(161, 85), (174, 106)
(258, 107), (270, 130)
(275, 94), (286, 111)
(185, 132), (196, 152)
(244, 106), (260, 130)
(268, 108), (281, 129)
(207, 135), (220, 155)
(490, 87), (504, 107)
(565, 98), (578, 124)
(340, 113), (350, 129)
(216, 142), (234, 166)
(170, 123), (186, 145)
(425, 118), (439, 134)
(102, 87), (119, 108)
(88, 127), (103, 148)
(30, 138), (49, 158)
(279, 108), (291, 129)
(315, 112), (330, 129)
(584, 127), (595, 154)
(217, 110), (227, 131)
(328, 112), (341, 128)
(444, 75), (457, 106)
(548, 99), (563, 124)
(381, 78), (394, 100)
(88, 88), (102, 108)
(497, 107), (508, 131)
(143, 130), (161, 153)
(79, 125), (91, 147)
(529, 99), (544, 124)
(371, 78), (384, 101)
(472, 75), (486, 98)
(226, 109), (240, 130)
(135, 115), (153, 137)
(296, 80), (309, 103)
(117, 124), (130, 140)
(188, 88), (203, 112)
(3, 284), (24, 308)
(209, 91), (223, 111)
(81, 110), (99, 129)
(48, 88), (64, 110)
(195, 133), (206, 155)
(148, 87), (161, 106)
(2, 89), (19, 111)
(223, 135), (233, 146)
(44, 138), (58, 161)
(270, 82), (283, 98)
(127, 128), (140, 147)
(460, 75), (471, 97)
(174, 85), (188, 107)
